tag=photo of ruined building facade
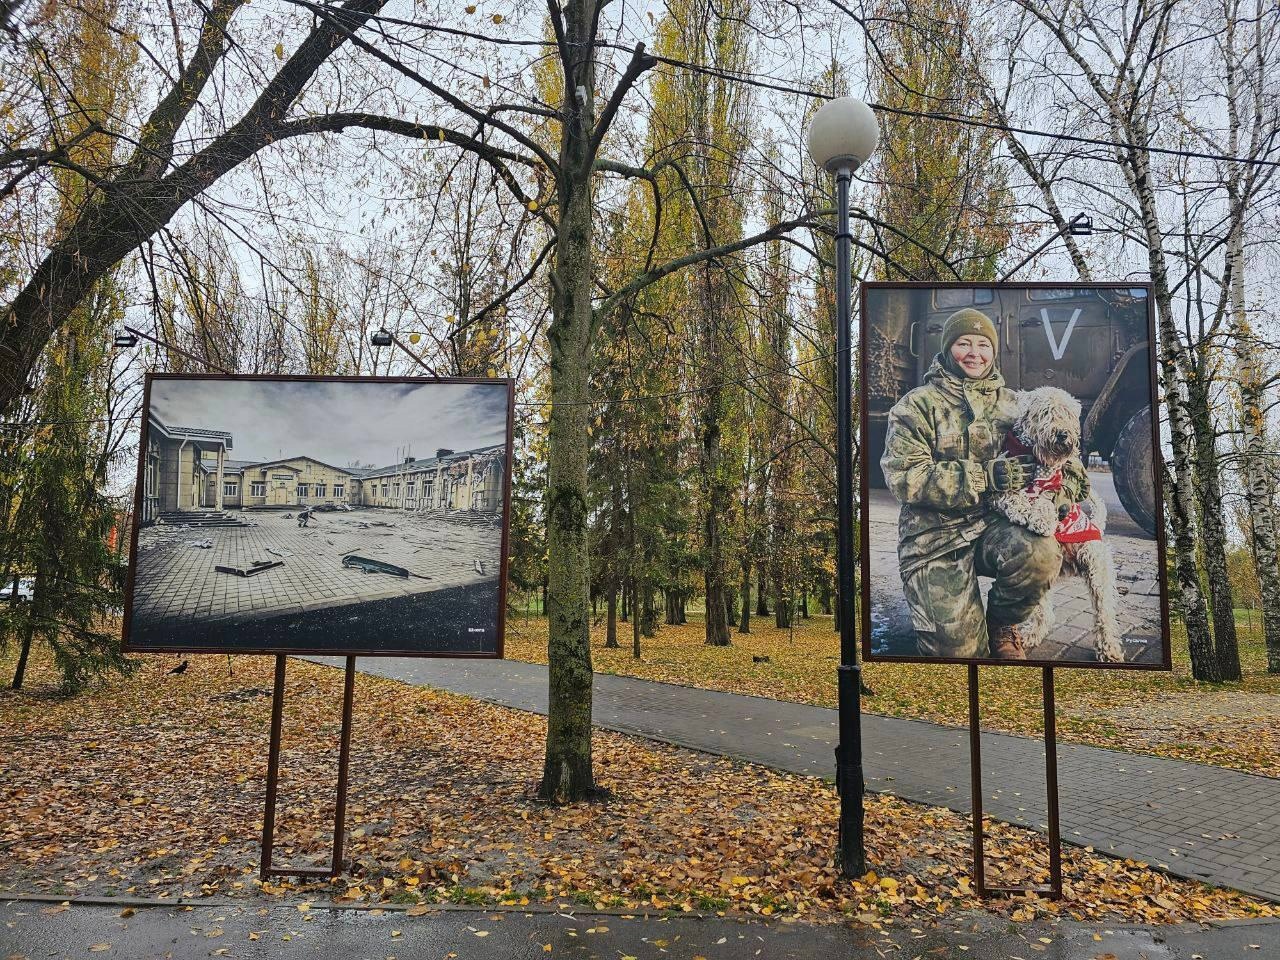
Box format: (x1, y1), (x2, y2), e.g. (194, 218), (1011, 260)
(126, 376), (511, 657)
(141, 411), (504, 523)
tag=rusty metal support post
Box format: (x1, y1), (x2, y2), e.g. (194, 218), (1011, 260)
(331, 656), (356, 876)
(1043, 666), (1063, 899)
(260, 654), (287, 882)
(967, 664), (986, 896)
(968, 663), (1065, 900)
(259, 655), (357, 881)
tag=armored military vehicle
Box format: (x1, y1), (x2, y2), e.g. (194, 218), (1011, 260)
(863, 284), (1158, 536)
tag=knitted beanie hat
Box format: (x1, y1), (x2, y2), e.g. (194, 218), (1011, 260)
(941, 307), (999, 355)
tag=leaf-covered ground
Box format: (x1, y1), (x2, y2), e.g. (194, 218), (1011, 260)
(0, 649), (1275, 927)
(505, 612), (1280, 778)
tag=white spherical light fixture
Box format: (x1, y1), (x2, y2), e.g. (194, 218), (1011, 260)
(806, 97), (880, 173)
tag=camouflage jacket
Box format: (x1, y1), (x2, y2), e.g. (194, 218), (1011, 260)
(881, 357), (1019, 578)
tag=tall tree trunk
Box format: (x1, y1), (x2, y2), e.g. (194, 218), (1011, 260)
(756, 569), (769, 616)
(10, 571), (40, 691)
(726, 591), (738, 628)
(1186, 374), (1240, 679)
(1241, 393), (1280, 672)
(538, 30), (598, 801)
(1122, 141), (1216, 679)
(12, 621), (34, 691)
(738, 558), (751, 633)
(1239, 417), (1280, 674)
(1164, 469), (1218, 680)
(641, 583), (658, 637)
(1226, 189), (1280, 673)
(605, 583), (618, 648)
(772, 572), (791, 629)
(632, 576), (642, 659)
(701, 400), (731, 646)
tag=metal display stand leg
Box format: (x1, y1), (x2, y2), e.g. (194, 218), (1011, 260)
(259, 655), (357, 881)
(967, 664), (1063, 900)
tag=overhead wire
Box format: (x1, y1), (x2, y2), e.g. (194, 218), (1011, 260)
(274, 0), (1280, 171)
(0, 341), (842, 434)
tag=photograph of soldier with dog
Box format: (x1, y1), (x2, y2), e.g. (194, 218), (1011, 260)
(861, 284), (1170, 669)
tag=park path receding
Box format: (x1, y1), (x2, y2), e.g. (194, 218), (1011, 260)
(304, 656), (1280, 903)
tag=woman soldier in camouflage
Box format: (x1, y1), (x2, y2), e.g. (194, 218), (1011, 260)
(880, 308), (1080, 660)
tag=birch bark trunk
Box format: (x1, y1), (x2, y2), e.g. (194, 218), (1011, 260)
(1227, 216), (1280, 673)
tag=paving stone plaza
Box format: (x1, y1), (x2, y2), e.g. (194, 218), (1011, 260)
(867, 471), (1165, 664)
(129, 508), (503, 653)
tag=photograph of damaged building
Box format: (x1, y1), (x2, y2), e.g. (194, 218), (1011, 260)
(123, 375), (512, 657)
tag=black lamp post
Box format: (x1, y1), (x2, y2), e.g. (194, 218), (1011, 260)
(806, 96), (880, 878)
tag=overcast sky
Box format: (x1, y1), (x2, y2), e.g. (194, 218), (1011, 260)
(149, 379), (508, 468)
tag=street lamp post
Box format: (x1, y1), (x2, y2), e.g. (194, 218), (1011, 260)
(806, 97), (879, 879)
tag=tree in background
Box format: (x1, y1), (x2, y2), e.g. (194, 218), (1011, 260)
(2, 0), (135, 690)
(648, 0), (754, 647)
(868, 0), (1013, 282)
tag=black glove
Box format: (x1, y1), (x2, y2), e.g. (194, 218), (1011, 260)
(984, 456), (1031, 492)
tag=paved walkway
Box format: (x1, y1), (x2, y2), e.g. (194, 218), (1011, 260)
(306, 656), (1280, 903)
(5, 898), (1279, 960)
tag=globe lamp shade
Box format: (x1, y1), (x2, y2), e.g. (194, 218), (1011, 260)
(806, 97), (880, 173)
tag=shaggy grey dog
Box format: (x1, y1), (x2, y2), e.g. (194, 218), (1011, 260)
(989, 387), (1125, 663)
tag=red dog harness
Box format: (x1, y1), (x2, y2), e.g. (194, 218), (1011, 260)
(1002, 432), (1102, 544)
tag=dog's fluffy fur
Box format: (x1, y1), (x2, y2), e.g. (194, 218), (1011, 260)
(989, 387), (1125, 663)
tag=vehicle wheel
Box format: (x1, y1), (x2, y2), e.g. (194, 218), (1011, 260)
(1111, 405), (1159, 537)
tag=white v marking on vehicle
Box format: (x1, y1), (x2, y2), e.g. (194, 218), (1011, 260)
(1040, 307), (1082, 361)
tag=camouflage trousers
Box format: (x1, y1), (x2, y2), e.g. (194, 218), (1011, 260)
(902, 518), (1063, 659)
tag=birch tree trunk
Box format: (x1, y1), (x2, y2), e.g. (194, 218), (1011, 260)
(1227, 216), (1280, 673)
(1186, 370), (1241, 679)
(1011, 0), (1218, 676)
(1222, 0), (1280, 673)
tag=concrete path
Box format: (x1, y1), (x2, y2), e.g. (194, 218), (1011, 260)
(308, 656), (1280, 903)
(5, 898), (1279, 960)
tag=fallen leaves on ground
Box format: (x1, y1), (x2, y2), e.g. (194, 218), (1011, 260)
(0, 648), (1274, 927)
(505, 614), (1280, 777)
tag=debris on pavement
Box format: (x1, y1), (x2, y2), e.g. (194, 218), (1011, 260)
(214, 560), (284, 578)
(342, 555), (412, 578)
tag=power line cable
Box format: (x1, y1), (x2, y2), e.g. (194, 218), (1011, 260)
(276, 0), (1280, 171)
(0, 346), (839, 433)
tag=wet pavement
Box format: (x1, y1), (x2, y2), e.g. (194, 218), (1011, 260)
(4, 899), (1279, 960)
